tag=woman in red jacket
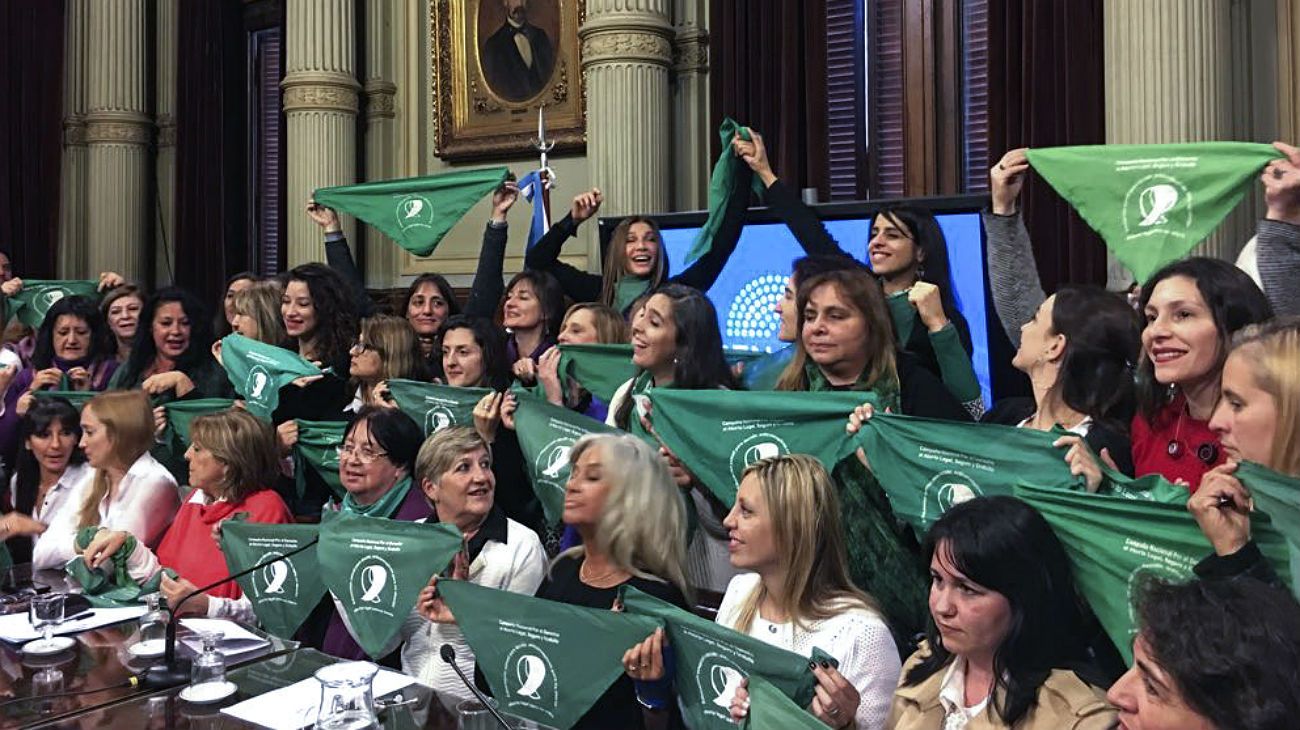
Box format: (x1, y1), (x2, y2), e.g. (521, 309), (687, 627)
(81, 408), (292, 619)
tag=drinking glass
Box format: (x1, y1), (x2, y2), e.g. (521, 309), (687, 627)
(139, 593), (168, 643)
(190, 631), (226, 687)
(24, 594), (66, 653)
(314, 661), (379, 730)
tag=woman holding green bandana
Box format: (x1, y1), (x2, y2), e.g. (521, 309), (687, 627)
(524, 147), (754, 318)
(78, 409), (292, 621)
(310, 407), (430, 661)
(777, 267), (967, 643)
(108, 287), (230, 401)
(607, 284), (739, 594)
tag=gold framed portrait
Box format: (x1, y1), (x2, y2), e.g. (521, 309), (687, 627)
(431, 0), (586, 160)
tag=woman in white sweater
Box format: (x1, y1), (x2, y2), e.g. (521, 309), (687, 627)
(40, 390), (178, 570)
(402, 426), (545, 701)
(626, 453), (900, 730)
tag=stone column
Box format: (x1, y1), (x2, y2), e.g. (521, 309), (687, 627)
(283, 0), (360, 267)
(581, 1), (675, 219)
(362, 0), (399, 288)
(671, 0), (710, 210)
(155, 0), (178, 286)
(84, 0), (152, 281)
(1103, 0), (1262, 286)
(57, 0), (89, 279)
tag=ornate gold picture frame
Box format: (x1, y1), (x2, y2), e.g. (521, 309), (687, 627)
(431, 0), (586, 160)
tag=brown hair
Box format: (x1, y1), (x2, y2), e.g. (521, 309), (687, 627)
(233, 280), (288, 346)
(598, 217), (667, 308)
(774, 269), (898, 392)
(76, 391), (157, 529)
(101, 284), (144, 319)
(731, 455), (880, 633)
(189, 409), (280, 501)
(561, 303), (629, 344)
(354, 315), (424, 385)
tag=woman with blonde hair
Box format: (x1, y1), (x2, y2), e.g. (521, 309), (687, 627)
(537, 432), (689, 729)
(38, 391), (179, 569)
(79, 409), (293, 619)
(230, 279), (287, 346)
(1188, 315), (1300, 583)
(537, 302), (628, 422)
(347, 314), (427, 410)
(623, 454), (900, 730)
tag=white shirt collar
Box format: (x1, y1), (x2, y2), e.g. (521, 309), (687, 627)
(938, 658), (991, 727)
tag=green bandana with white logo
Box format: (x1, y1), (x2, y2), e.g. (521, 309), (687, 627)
(387, 379), (492, 437)
(220, 520), (328, 639)
(645, 388), (873, 507)
(317, 511), (462, 659)
(293, 419), (348, 501)
(741, 674), (828, 730)
(440, 579), (663, 730)
(1026, 142), (1283, 282)
(161, 398), (236, 454)
(510, 390), (618, 525)
(852, 413), (1084, 534)
(557, 344), (638, 404)
(220, 334), (323, 420)
(7, 280), (99, 329)
(313, 168), (510, 257)
(620, 586), (827, 730)
(1013, 482), (1293, 663)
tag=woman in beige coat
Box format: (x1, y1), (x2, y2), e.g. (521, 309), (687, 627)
(887, 497), (1114, 730)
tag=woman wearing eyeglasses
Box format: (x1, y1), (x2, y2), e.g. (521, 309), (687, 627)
(347, 315), (428, 411)
(308, 406), (431, 661)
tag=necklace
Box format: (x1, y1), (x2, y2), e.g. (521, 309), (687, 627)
(578, 558), (628, 587)
(1165, 401), (1220, 466)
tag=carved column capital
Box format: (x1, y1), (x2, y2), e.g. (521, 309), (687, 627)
(64, 115), (87, 146)
(673, 27), (709, 74)
(363, 79), (397, 120)
(84, 111), (153, 145)
(580, 15), (675, 68)
(156, 113), (176, 148)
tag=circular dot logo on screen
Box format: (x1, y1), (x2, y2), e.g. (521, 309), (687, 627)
(725, 274), (786, 347)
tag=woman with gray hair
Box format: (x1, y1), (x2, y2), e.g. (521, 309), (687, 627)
(535, 432), (690, 730)
(402, 426), (546, 701)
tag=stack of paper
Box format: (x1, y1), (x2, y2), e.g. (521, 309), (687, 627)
(179, 618), (271, 659)
(221, 668), (417, 730)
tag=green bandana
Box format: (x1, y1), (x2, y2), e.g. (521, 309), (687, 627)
(853, 414), (1084, 534)
(313, 168), (510, 257)
(161, 398), (236, 454)
(557, 344), (637, 404)
(613, 277), (652, 314)
(684, 118), (765, 267)
(803, 362), (901, 412)
(293, 419), (348, 501)
(219, 520), (328, 639)
(439, 579), (662, 730)
(1014, 482), (1293, 663)
(510, 390), (618, 524)
(66, 527), (175, 607)
(1096, 467), (1193, 504)
(742, 674), (827, 730)
(220, 334), (323, 420)
(619, 586), (825, 730)
(1237, 461), (1300, 588)
(647, 389), (873, 507)
(339, 476), (414, 519)
(387, 379), (491, 437)
(317, 511), (462, 658)
(741, 347), (795, 391)
(33, 389), (98, 411)
(6, 280), (99, 329)
(886, 290), (916, 346)
(1026, 143), (1283, 282)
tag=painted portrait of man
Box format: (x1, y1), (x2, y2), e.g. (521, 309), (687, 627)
(479, 0), (557, 102)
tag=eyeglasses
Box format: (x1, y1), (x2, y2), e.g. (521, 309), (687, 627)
(338, 442), (389, 464)
(349, 341), (383, 355)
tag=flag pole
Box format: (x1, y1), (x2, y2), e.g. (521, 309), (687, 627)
(533, 105), (555, 229)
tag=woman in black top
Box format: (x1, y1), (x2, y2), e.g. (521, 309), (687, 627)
(524, 152), (755, 317)
(537, 432), (690, 730)
(109, 287), (230, 401)
(981, 285), (1141, 479)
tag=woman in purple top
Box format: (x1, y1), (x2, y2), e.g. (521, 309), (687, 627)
(313, 406), (431, 662)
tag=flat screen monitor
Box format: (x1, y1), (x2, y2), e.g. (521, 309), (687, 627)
(598, 195), (998, 405)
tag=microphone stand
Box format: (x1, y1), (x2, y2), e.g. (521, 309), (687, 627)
(440, 644), (511, 730)
(140, 536), (320, 689)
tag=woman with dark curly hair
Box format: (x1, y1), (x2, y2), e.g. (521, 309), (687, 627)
(272, 263), (359, 424)
(1108, 577), (1300, 730)
(107, 287), (230, 401)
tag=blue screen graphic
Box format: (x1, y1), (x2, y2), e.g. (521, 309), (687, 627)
(658, 213), (992, 405)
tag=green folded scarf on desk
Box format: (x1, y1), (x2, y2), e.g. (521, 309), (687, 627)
(65, 526), (176, 607)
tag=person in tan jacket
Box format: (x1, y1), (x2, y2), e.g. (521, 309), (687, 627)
(886, 497), (1115, 730)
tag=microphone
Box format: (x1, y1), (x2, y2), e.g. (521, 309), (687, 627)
(139, 536), (320, 689)
(440, 643), (512, 730)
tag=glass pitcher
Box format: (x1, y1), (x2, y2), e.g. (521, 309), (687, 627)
(314, 661), (379, 730)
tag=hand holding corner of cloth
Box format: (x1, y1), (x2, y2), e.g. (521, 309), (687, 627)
(1188, 461), (1253, 558)
(570, 188), (604, 223)
(732, 129), (776, 187)
(990, 147), (1030, 216)
(1263, 141), (1300, 225)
